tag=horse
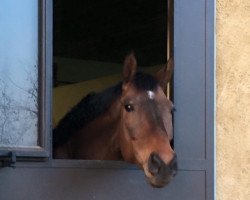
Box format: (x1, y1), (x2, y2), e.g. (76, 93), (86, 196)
(53, 53), (177, 187)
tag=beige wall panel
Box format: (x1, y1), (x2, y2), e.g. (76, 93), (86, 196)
(217, 1), (250, 199)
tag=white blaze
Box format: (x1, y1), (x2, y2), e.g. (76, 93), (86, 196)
(147, 90), (155, 100)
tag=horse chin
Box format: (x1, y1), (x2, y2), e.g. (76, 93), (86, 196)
(146, 175), (172, 188)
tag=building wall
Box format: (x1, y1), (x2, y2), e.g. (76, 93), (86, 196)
(217, 1), (250, 199)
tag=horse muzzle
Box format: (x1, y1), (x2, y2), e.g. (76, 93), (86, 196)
(147, 152), (177, 187)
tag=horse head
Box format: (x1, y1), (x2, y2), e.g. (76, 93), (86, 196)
(118, 53), (177, 187)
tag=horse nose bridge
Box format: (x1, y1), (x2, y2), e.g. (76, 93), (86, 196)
(144, 99), (166, 132)
(150, 133), (174, 153)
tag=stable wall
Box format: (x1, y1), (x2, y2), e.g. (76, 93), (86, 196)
(217, 1), (250, 199)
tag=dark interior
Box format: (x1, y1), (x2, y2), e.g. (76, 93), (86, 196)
(53, 0), (168, 67)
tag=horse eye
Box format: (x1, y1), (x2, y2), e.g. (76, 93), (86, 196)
(124, 104), (134, 112)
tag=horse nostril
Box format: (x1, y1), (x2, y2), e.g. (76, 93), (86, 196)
(148, 153), (162, 176)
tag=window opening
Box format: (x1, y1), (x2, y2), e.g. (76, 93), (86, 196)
(53, 0), (173, 161)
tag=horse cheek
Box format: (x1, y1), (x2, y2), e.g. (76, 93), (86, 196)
(119, 128), (134, 163)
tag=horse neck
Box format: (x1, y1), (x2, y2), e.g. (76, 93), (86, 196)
(74, 98), (122, 160)
(98, 98), (122, 148)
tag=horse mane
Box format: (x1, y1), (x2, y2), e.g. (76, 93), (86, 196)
(53, 72), (158, 148)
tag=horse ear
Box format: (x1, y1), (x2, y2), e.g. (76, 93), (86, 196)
(123, 53), (137, 83)
(156, 57), (174, 89)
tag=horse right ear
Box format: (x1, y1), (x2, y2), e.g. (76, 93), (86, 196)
(156, 57), (174, 89)
(123, 53), (137, 84)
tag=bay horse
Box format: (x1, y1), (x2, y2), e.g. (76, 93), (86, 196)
(53, 53), (177, 187)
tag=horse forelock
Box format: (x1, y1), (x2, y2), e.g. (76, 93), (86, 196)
(132, 72), (159, 92)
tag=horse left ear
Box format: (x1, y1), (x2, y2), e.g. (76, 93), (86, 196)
(123, 53), (137, 84)
(156, 57), (174, 89)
